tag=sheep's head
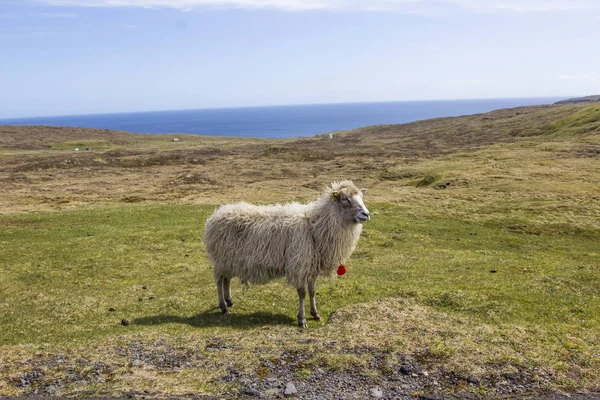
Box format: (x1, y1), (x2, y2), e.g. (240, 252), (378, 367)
(328, 180), (370, 224)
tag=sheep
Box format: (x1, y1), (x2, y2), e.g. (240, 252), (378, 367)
(204, 180), (370, 327)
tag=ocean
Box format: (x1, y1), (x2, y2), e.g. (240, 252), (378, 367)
(0, 97), (562, 139)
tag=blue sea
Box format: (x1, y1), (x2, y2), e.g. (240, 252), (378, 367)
(0, 97), (563, 139)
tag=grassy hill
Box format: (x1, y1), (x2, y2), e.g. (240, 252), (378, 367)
(0, 103), (599, 398)
(555, 95), (600, 105)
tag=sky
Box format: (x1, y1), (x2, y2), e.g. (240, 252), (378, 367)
(1, 0), (599, 118)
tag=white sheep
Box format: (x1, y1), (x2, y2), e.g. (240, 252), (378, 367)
(204, 180), (370, 327)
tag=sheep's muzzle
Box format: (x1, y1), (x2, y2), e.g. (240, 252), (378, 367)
(355, 210), (370, 223)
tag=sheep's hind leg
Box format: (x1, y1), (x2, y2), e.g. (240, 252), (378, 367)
(308, 280), (321, 321)
(224, 277), (233, 307)
(216, 276), (229, 314)
(297, 287), (307, 328)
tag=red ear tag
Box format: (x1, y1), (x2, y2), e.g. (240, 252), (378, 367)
(337, 265), (346, 276)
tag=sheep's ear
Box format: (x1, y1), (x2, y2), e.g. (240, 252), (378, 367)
(331, 191), (339, 201)
(360, 188), (368, 196)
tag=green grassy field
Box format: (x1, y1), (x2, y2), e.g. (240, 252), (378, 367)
(1, 202), (599, 396)
(0, 103), (599, 397)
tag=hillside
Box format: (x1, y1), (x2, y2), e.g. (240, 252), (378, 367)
(555, 95), (600, 104)
(0, 125), (136, 150)
(0, 103), (599, 399)
(1, 102), (599, 214)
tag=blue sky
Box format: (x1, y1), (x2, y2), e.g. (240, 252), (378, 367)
(1, 0), (599, 118)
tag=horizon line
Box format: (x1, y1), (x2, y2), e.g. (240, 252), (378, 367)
(0, 95), (573, 121)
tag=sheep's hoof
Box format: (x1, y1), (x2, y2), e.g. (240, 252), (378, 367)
(298, 322), (308, 328)
(225, 299), (234, 307)
(220, 307), (229, 314)
(312, 314), (322, 321)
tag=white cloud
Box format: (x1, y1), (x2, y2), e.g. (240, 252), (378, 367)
(33, 0), (358, 11)
(450, 79), (501, 85)
(494, 0), (600, 12)
(558, 73), (600, 81)
(31, 0), (600, 12)
(447, 0), (600, 13)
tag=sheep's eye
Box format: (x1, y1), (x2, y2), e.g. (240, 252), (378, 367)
(341, 195), (350, 203)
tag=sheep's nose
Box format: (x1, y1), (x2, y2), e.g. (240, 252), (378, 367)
(362, 206), (371, 219)
(356, 210), (370, 222)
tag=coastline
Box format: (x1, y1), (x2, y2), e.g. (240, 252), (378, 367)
(0, 97), (564, 138)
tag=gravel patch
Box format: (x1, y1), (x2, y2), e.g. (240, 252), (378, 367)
(4, 343), (599, 400)
(218, 346), (600, 400)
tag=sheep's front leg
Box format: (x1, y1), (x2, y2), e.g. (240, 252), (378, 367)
(297, 287), (307, 328)
(308, 280), (321, 321)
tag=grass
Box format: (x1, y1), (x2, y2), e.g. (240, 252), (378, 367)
(1, 205), (599, 395)
(50, 140), (115, 151)
(534, 106), (600, 137)
(0, 102), (599, 397)
(3, 203), (595, 345)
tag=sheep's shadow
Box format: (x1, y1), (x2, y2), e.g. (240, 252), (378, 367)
(133, 308), (296, 329)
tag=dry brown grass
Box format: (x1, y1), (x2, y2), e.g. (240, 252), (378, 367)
(1, 103), (598, 221)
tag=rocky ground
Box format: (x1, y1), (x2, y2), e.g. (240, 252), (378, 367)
(219, 351), (600, 400)
(5, 344), (600, 400)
